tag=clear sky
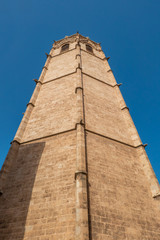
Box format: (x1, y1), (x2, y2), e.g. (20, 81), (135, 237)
(0, 0), (160, 182)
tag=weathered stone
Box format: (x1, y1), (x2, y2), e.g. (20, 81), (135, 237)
(0, 33), (159, 240)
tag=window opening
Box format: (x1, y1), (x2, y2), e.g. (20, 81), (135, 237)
(61, 44), (69, 52)
(86, 44), (93, 53)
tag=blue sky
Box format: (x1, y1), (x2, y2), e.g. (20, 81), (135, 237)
(0, 0), (160, 182)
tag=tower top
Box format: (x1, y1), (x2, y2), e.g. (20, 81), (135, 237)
(53, 33), (102, 51)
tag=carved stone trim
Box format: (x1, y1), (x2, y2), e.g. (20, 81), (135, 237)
(52, 33), (101, 51)
(75, 86), (83, 93)
(42, 66), (48, 70)
(135, 143), (148, 148)
(33, 79), (42, 85)
(10, 139), (20, 145)
(85, 129), (146, 149)
(114, 83), (122, 87)
(75, 171), (87, 180)
(121, 106), (129, 111)
(45, 53), (52, 58)
(26, 102), (35, 107)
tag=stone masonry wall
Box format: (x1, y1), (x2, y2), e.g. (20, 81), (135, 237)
(0, 34), (159, 240)
(43, 50), (77, 83)
(83, 74), (133, 145)
(0, 37), (79, 240)
(0, 132), (76, 240)
(22, 73), (77, 143)
(86, 133), (160, 240)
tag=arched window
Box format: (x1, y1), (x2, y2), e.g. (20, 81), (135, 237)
(61, 44), (69, 52)
(86, 44), (93, 53)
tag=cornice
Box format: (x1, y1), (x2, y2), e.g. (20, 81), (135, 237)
(52, 33), (102, 51)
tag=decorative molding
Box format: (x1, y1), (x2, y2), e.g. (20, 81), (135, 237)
(75, 120), (85, 129)
(42, 66), (48, 70)
(33, 79), (43, 85)
(10, 139), (20, 145)
(33, 78), (38, 84)
(103, 56), (110, 61)
(82, 72), (115, 88)
(114, 83), (122, 87)
(21, 128), (76, 145)
(81, 49), (103, 60)
(85, 129), (144, 149)
(75, 54), (81, 59)
(16, 125), (148, 151)
(77, 63), (82, 69)
(121, 106), (129, 111)
(52, 33), (101, 52)
(50, 47), (104, 61)
(135, 143), (148, 148)
(75, 171), (87, 180)
(41, 70), (119, 90)
(75, 86), (83, 93)
(42, 71), (77, 85)
(26, 102), (35, 107)
(51, 47), (76, 58)
(153, 192), (160, 199)
(45, 53), (52, 58)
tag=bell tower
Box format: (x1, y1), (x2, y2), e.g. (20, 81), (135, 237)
(0, 33), (160, 240)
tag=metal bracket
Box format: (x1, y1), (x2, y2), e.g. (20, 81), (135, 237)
(75, 171), (87, 180)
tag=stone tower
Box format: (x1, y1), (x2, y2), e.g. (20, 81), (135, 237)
(0, 33), (160, 240)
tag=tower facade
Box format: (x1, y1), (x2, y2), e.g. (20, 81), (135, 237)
(0, 33), (160, 240)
